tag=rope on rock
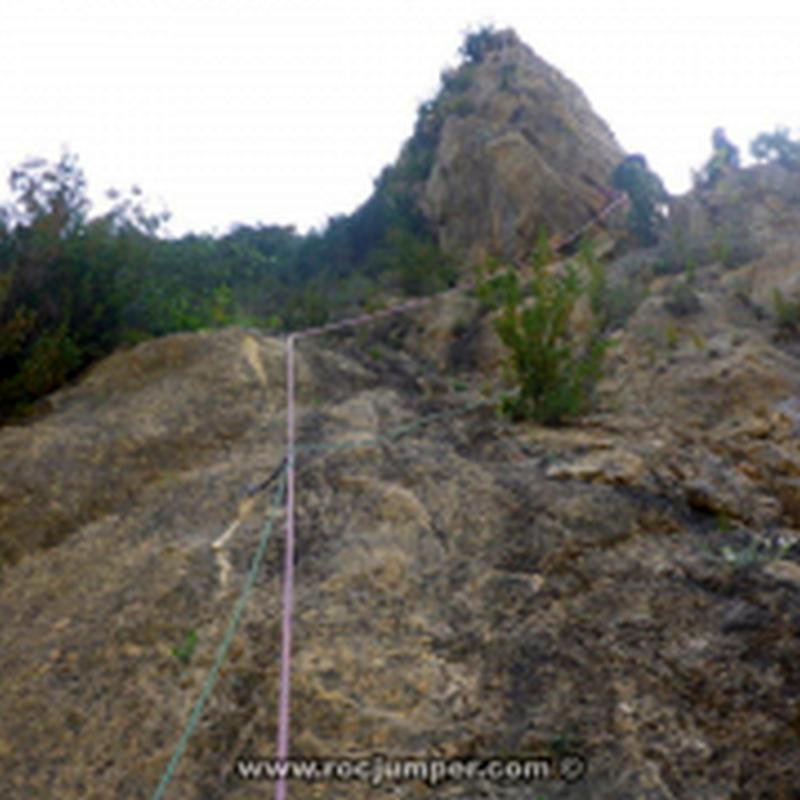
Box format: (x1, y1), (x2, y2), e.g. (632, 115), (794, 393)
(149, 192), (626, 800)
(274, 192), (627, 798)
(151, 465), (287, 800)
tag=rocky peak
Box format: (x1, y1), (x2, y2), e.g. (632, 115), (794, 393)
(405, 28), (624, 263)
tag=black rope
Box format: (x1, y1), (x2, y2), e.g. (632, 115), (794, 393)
(245, 456), (287, 497)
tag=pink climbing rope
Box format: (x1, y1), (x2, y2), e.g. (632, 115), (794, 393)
(294, 284), (466, 341)
(275, 334), (296, 800)
(272, 191), (627, 798)
(550, 192), (628, 252)
(290, 193), (628, 343)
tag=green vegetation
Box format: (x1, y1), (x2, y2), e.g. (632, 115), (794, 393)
(711, 231), (733, 267)
(367, 227), (456, 296)
(446, 96), (476, 118)
(0, 153), (167, 417)
(0, 147), (450, 420)
(395, 30), (496, 186)
(440, 66), (474, 94)
(719, 535), (794, 568)
(716, 510), (733, 533)
(610, 154), (668, 246)
(172, 629), (199, 666)
(3, 29), (518, 420)
(655, 224), (760, 277)
(751, 126), (800, 170)
(584, 242), (646, 332)
(548, 726), (586, 759)
(476, 234), (611, 425)
(772, 288), (800, 336)
(664, 281), (702, 317)
(459, 25), (503, 64)
(663, 321), (681, 351)
(695, 127), (740, 190)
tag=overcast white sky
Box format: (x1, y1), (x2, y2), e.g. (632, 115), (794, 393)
(2, 0), (799, 237)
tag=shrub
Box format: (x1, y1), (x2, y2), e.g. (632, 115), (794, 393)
(695, 128), (741, 190)
(611, 155), (669, 246)
(663, 321), (680, 351)
(372, 228), (456, 296)
(440, 67), (473, 94)
(711, 229), (763, 269)
(398, 138), (437, 183)
(584, 242), (646, 331)
(654, 227), (699, 276)
(172, 630), (199, 666)
(773, 288), (800, 336)
(459, 25), (500, 64)
(664, 281), (702, 317)
(656, 225), (761, 276)
(476, 234), (611, 425)
(751, 127), (800, 170)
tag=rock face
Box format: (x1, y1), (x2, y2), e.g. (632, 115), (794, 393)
(2, 220), (800, 797)
(416, 29), (624, 263)
(669, 162), (800, 252)
(667, 162), (800, 323)
(2, 48), (800, 800)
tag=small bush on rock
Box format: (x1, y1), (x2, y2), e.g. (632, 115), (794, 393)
(585, 242), (647, 331)
(459, 25), (500, 64)
(665, 281), (702, 317)
(476, 234), (611, 425)
(773, 288), (800, 337)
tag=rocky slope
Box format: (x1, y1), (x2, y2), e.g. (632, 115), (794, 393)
(392, 28), (625, 265)
(3, 22), (800, 796)
(2, 163), (800, 799)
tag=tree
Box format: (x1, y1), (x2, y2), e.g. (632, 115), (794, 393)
(0, 153), (98, 412)
(5, 152), (90, 234)
(368, 228), (455, 296)
(751, 127), (800, 170)
(0, 152), (167, 418)
(696, 127), (740, 189)
(611, 155), (669, 246)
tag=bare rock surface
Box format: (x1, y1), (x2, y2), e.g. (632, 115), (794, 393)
(1, 255), (800, 798)
(416, 29), (624, 264)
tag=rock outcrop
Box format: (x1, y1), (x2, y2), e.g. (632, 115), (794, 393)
(413, 29), (624, 264)
(2, 229), (800, 797)
(667, 162), (800, 324)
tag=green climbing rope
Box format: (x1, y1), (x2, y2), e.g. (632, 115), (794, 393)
(151, 466), (287, 800)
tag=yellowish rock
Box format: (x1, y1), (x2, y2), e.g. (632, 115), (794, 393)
(546, 449), (647, 486)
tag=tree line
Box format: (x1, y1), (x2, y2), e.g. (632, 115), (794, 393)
(0, 151), (453, 421)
